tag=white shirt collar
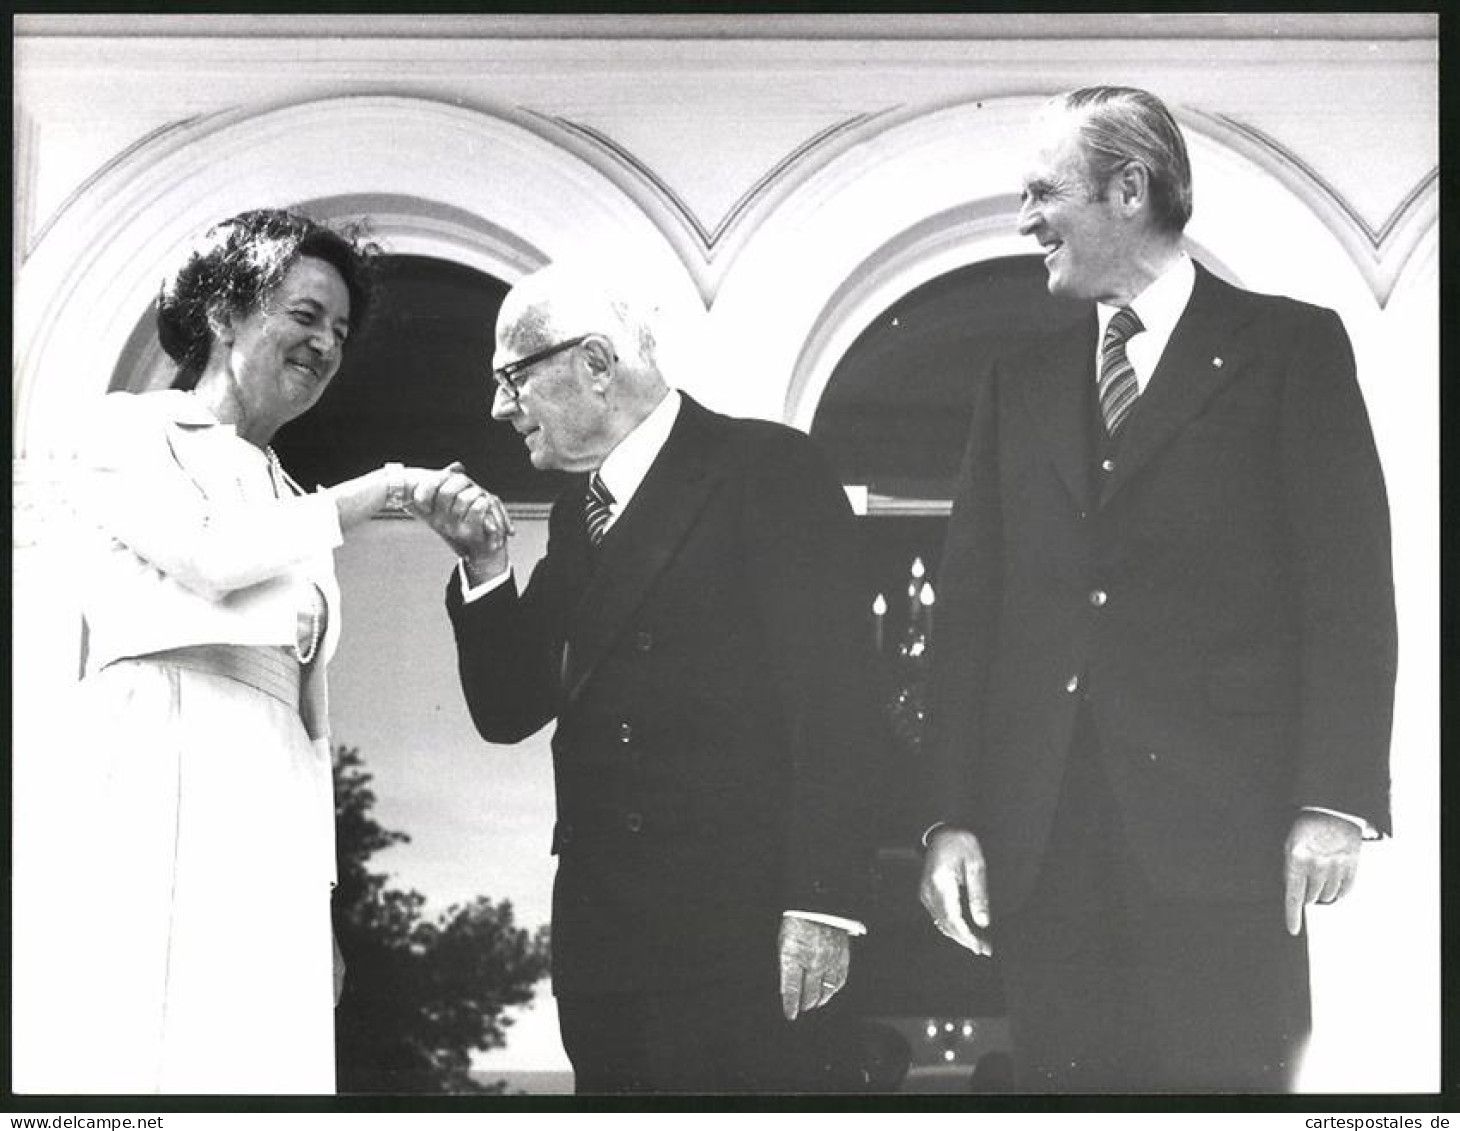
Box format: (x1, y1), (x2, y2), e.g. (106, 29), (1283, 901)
(1094, 252), (1195, 394)
(151, 388), (233, 430)
(594, 388), (681, 524)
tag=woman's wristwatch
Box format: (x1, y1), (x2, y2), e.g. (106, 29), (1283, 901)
(383, 462), (410, 512)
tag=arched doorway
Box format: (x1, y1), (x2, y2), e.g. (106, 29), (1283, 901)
(811, 255), (1087, 500)
(11, 95), (698, 1091)
(266, 254), (568, 503)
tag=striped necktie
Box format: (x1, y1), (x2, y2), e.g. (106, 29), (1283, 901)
(1098, 306), (1145, 437)
(584, 472), (615, 547)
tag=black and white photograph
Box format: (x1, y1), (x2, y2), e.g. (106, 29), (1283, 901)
(9, 12), (1441, 1109)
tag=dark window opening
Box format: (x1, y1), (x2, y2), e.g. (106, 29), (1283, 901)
(811, 255), (1088, 501)
(272, 255), (568, 503)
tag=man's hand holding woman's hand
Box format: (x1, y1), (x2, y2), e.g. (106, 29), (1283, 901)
(405, 462), (514, 583)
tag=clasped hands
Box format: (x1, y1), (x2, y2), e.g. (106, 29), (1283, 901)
(395, 462), (515, 575)
(918, 811), (1363, 950)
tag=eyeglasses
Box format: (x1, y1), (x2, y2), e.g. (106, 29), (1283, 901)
(491, 335), (593, 402)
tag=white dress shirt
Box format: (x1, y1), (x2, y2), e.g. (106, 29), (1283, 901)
(458, 389), (684, 601)
(589, 386), (683, 536)
(1094, 251), (1196, 396)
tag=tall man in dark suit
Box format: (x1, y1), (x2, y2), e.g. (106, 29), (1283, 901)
(412, 265), (878, 1093)
(918, 86), (1396, 1092)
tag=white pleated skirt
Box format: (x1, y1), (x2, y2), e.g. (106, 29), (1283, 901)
(37, 658), (337, 1094)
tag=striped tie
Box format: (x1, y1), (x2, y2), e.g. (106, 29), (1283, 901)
(1098, 307), (1145, 437)
(584, 472), (615, 546)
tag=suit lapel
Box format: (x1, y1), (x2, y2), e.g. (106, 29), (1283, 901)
(1017, 314), (1097, 514)
(562, 397), (727, 703)
(1100, 263), (1255, 508)
(550, 487), (595, 694)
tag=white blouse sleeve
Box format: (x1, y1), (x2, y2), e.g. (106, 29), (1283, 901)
(75, 393), (344, 601)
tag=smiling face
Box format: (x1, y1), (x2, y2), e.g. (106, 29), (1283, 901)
(220, 255), (352, 431)
(489, 328), (618, 473)
(1017, 109), (1134, 304)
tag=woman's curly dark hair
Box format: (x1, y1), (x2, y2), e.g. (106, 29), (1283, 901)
(157, 209), (381, 390)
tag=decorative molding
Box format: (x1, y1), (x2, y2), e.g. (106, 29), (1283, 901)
(533, 109), (892, 305)
(706, 95), (1048, 425)
(1212, 114), (1436, 248)
(14, 108), (39, 268)
(703, 91), (1433, 434)
(1197, 112), (1437, 308)
(14, 13), (1439, 41)
(546, 111), (884, 256)
(14, 93), (698, 460)
(784, 199), (1026, 432)
(23, 115), (205, 264)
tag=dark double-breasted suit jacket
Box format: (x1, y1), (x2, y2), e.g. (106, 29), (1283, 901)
(448, 395), (878, 998)
(929, 263), (1396, 915)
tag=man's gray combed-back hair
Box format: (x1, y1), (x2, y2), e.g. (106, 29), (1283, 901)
(1058, 85), (1193, 236)
(501, 263), (660, 372)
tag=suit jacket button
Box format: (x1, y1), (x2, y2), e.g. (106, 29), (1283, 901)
(560, 823), (574, 845)
(1101, 458), (1115, 472)
(635, 631), (653, 652)
(619, 721), (633, 744)
(1089, 589), (1108, 607)
(625, 812), (643, 833)
(1065, 674), (1081, 694)
(1146, 751), (1159, 764)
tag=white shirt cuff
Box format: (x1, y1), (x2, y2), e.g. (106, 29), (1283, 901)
(458, 560), (512, 603)
(783, 910), (867, 936)
(1304, 805), (1378, 839)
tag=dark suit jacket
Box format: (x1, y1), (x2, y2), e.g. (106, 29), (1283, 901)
(928, 263), (1396, 914)
(447, 394), (878, 997)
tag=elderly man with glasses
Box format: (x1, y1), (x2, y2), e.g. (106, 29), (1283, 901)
(411, 263), (882, 1094)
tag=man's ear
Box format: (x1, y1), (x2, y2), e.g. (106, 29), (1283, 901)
(1112, 161), (1150, 217)
(581, 335), (616, 388)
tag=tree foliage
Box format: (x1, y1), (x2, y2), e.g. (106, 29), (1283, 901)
(332, 745), (552, 1094)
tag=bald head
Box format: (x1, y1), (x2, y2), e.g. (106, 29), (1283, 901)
(498, 264), (662, 379)
(490, 263), (672, 472)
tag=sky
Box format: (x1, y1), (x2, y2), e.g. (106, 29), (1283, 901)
(331, 517), (570, 1072)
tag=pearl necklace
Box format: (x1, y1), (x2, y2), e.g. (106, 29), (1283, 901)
(294, 588), (324, 667)
(265, 446), (289, 497)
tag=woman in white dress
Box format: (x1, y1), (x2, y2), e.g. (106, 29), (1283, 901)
(56, 209), (433, 1093)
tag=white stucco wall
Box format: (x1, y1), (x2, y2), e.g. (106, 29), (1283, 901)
(11, 13), (1438, 1093)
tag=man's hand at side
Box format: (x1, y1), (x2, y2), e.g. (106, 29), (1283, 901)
(918, 826), (993, 957)
(1284, 809), (1362, 936)
(778, 917), (851, 1021)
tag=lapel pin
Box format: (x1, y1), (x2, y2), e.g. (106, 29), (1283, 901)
(1211, 356), (1224, 368)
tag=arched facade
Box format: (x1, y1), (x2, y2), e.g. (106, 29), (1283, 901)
(17, 89), (1436, 457)
(14, 94), (704, 462)
(704, 96), (1434, 431)
(12, 16), (1438, 1093)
